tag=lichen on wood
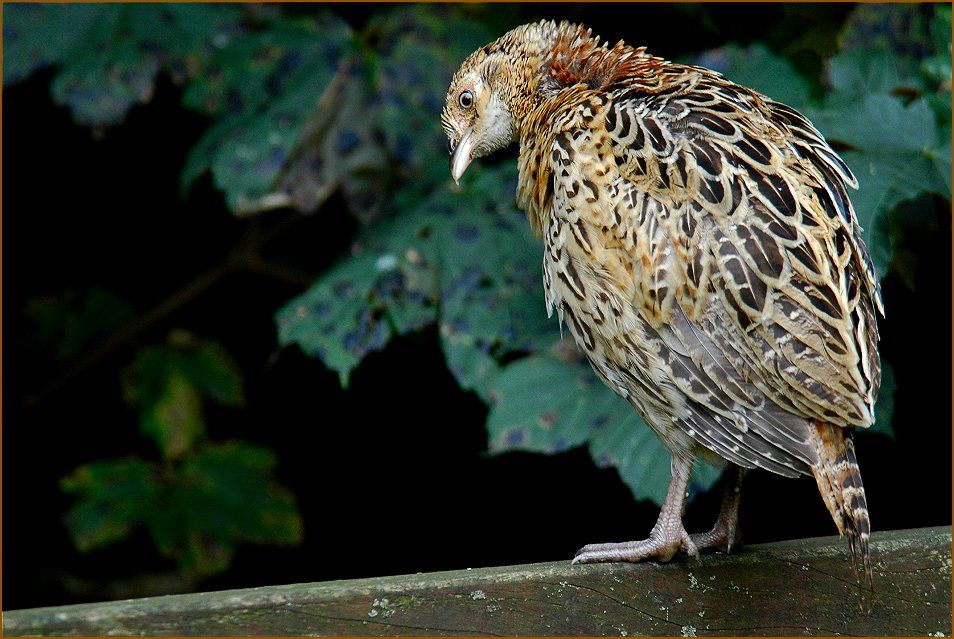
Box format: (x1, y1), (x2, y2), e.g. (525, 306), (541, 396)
(4, 526), (950, 637)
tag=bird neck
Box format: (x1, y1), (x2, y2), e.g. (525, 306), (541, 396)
(482, 21), (565, 127)
(501, 21), (666, 136)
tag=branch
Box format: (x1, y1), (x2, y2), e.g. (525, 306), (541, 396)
(23, 263), (231, 408)
(23, 213), (315, 408)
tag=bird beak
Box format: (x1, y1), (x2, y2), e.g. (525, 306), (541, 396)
(450, 126), (476, 184)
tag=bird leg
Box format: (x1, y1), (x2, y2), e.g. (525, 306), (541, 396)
(573, 456), (697, 564)
(690, 465), (744, 553)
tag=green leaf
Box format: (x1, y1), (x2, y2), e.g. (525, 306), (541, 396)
(306, 6), (507, 215)
(431, 170), (554, 396)
(123, 332), (244, 458)
(141, 371), (205, 460)
(926, 4), (953, 87)
(277, 218), (438, 385)
(182, 339), (245, 406)
(273, 57), (389, 221)
(179, 442), (303, 547)
(832, 4), (951, 135)
(6, 4), (243, 126)
(60, 458), (161, 552)
(839, 4), (936, 63)
(180, 14), (353, 213)
(276, 164), (552, 394)
(142, 441), (302, 576)
(2, 4), (113, 86)
(826, 49), (917, 98)
(930, 5), (952, 54)
(486, 354), (720, 505)
(51, 38), (160, 127)
(181, 14), (339, 118)
(808, 95), (950, 276)
(124, 332), (244, 409)
(62, 442), (300, 579)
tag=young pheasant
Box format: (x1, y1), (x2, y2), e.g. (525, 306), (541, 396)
(442, 21), (881, 586)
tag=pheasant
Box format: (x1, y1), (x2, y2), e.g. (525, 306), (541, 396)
(441, 21), (882, 588)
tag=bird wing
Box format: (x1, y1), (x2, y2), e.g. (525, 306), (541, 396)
(526, 69), (881, 474)
(608, 67), (881, 425)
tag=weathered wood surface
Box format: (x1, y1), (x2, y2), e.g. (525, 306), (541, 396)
(4, 526), (950, 636)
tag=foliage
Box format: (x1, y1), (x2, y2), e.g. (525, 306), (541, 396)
(809, 19), (952, 278)
(61, 330), (301, 580)
(7, 3), (950, 512)
(22, 288), (135, 362)
(122, 330), (245, 459)
(3, 4), (244, 126)
(179, 12), (360, 213)
(277, 164), (549, 395)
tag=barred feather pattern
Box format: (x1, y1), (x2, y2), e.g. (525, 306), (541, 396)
(810, 421), (872, 591)
(444, 20), (882, 575)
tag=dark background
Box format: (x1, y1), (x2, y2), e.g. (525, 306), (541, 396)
(4, 3), (951, 610)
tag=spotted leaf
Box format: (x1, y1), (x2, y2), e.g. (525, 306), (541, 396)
(276, 214), (439, 386)
(277, 165), (553, 394)
(181, 14), (353, 213)
(4, 4), (243, 126)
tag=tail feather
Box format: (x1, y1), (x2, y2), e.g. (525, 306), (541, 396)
(809, 421), (872, 596)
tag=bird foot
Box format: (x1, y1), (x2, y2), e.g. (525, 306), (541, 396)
(690, 519), (741, 554)
(691, 466), (743, 554)
(573, 523), (698, 564)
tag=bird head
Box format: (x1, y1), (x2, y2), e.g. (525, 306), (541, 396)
(442, 49), (518, 184)
(442, 21), (565, 183)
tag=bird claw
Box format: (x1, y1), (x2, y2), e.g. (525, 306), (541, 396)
(690, 522), (741, 554)
(690, 469), (743, 554)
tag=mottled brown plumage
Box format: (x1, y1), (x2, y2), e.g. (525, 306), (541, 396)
(442, 21), (881, 588)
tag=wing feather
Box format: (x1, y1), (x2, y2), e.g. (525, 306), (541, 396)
(605, 68), (881, 429)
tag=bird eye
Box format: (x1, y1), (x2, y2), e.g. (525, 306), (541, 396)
(458, 90), (474, 109)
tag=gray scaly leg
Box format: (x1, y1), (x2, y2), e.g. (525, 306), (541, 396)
(573, 455), (698, 564)
(691, 465), (744, 553)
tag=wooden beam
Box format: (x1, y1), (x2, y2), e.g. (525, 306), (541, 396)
(4, 526), (950, 636)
